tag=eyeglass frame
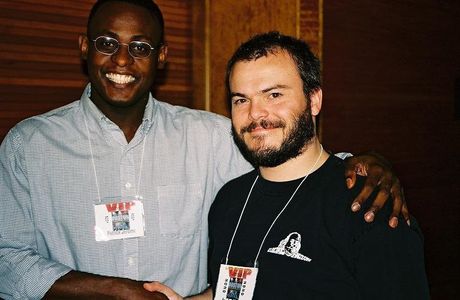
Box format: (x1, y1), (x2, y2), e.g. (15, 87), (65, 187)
(91, 36), (161, 59)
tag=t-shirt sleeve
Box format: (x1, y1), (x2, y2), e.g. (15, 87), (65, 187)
(350, 188), (430, 299)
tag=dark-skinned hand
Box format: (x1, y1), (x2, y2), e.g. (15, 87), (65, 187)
(44, 270), (169, 300)
(344, 151), (410, 228)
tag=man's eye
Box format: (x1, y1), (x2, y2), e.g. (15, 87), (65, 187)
(132, 43), (149, 54)
(103, 41), (117, 49)
(232, 98), (247, 105)
(270, 92), (282, 99)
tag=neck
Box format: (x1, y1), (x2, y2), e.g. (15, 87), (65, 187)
(114, 116), (143, 143)
(91, 97), (148, 143)
(259, 137), (329, 182)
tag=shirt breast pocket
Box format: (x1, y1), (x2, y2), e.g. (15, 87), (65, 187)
(157, 183), (204, 237)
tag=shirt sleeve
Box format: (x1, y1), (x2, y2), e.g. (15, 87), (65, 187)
(0, 127), (72, 300)
(351, 195), (430, 299)
(210, 117), (253, 197)
(334, 152), (353, 160)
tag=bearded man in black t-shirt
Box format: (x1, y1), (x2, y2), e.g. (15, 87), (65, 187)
(144, 32), (430, 300)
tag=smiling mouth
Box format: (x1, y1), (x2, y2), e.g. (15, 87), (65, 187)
(106, 73), (135, 84)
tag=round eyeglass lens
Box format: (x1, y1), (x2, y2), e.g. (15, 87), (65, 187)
(129, 41), (152, 58)
(95, 37), (119, 54)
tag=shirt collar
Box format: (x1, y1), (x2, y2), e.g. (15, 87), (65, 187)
(80, 83), (155, 135)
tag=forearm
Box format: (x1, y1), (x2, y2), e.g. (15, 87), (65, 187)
(44, 270), (159, 299)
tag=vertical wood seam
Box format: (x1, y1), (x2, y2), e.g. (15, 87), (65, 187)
(204, 0), (211, 111)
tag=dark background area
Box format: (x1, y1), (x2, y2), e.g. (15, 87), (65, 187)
(321, 1), (460, 298)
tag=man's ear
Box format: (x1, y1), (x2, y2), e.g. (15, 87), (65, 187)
(310, 88), (323, 116)
(79, 34), (89, 60)
(157, 44), (168, 69)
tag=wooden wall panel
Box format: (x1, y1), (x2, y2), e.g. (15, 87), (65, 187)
(0, 0), (193, 141)
(193, 0), (321, 117)
(299, 0), (320, 57)
(321, 1), (460, 298)
(205, 0), (299, 116)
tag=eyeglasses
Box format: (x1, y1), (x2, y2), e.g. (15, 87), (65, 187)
(91, 36), (158, 59)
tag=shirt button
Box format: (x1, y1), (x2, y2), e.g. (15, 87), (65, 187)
(125, 182), (132, 189)
(128, 257), (135, 266)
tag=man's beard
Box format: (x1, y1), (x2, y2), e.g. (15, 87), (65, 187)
(232, 106), (315, 168)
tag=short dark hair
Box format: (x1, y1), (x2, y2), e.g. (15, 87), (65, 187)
(226, 31), (321, 100)
(87, 0), (165, 43)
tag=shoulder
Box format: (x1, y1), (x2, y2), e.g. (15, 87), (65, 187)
(312, 154), (347, 183)
(311, 155), (350, 204)
(308, 155), (354, 224)
(153, 100), (231, 129)
(210, 170), (257, 216)
(11, 101), (79, 133)
(152, 100), (238, 156)
(218, 169), (257, 194)
(4, 101), (80, 144)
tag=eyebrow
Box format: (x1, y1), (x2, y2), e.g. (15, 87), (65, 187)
(97, 31), (154, 43)
(230, 92), (246, 98)
(261, 84), (289, 94)
(230, 84), (290, 98)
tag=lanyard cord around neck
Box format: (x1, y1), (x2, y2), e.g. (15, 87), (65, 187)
(83, 114), (147, 203)
(225, 144), (324, 267)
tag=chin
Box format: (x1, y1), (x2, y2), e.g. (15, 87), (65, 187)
(109, 98), (138, 107)
(103, 89), (144, 108)
(247, 141), (281, 153)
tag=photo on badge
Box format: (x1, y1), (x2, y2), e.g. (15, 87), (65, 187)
(94, 197), (145, 241)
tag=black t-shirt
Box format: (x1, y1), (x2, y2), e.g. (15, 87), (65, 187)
(208, 156), (429, 299)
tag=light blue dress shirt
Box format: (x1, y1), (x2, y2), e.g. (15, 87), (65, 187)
(0, 84), (252, 299)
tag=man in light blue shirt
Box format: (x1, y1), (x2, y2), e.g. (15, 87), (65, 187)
(0, 0), (409, 299)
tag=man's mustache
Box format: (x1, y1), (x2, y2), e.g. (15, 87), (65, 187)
(240, 119), (286, 134)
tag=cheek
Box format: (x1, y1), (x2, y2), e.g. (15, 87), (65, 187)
(277, 102), (304, 116)
(86, 55), (108, 77)
(232, 122), (244, 135)
(231, 110), (247, 128)
(139, 62), (159, 86)
(278, 105), (305, 123)
(140, 60), (155, 72)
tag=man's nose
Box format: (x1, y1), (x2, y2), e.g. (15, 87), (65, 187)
(248, 100), (269, 121)
(111, 44), (133, 66)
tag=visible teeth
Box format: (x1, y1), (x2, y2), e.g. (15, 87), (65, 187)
(106, 73), (135, 84)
